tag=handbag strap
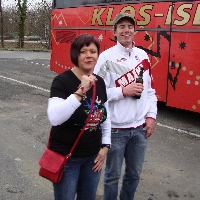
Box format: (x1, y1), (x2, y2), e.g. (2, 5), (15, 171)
(68, 82), (96, 156)
(47, 82), (96, 159)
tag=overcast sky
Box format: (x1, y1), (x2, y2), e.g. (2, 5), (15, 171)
(2, 0), (51, 7)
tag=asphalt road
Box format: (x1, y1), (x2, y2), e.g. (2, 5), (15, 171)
(0, 50), (199, 200)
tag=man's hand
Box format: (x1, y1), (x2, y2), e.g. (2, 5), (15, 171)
(122, 83), (143, 97)
(143, 118), (156, 138)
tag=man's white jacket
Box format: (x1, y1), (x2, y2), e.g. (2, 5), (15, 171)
(94, 41), (157, 128)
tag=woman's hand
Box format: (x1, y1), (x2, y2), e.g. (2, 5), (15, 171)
(80, 74), (97, 93)
(92, 147), (109, 172)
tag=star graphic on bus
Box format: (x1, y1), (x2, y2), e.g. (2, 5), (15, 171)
(144, 34), (150, 41)
(179, 41), (186, 50)
(98, 34), (103, 41)
(59, 20), (62, 25)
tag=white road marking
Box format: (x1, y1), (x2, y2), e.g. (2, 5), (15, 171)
(156, 123), (200, 139)
(0, 75), (50, 93)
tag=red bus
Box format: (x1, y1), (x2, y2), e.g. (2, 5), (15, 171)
(50, 0), (200, 113)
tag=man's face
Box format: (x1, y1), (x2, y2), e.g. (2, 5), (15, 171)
(114, 18), (135, 49)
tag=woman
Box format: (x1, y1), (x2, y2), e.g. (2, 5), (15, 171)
(47, 34), (111, 200)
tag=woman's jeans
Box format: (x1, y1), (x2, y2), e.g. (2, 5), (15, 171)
(103, 126), (148, 200)
(53, 154), (101, 200)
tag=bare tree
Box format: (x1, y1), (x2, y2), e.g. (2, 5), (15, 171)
(16, 0), (27, 48)
(26, 0), (51, 49)
(1, 0), (51, 50)
(3, 6), (18, 38)
(0, 0), (4, 48)
(34, 0), (51, 49)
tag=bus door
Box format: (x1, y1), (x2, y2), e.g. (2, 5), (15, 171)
(167, 1), (200, 112)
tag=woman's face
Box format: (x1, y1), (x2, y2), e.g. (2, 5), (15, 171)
(77, 43), (98, 72)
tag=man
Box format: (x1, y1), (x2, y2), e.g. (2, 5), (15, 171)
(94, 13), (157, 200)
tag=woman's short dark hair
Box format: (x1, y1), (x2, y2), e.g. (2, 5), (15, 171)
(70, 34), (100, 66)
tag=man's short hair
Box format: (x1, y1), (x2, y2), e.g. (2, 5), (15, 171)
(113, 13), (135, 27)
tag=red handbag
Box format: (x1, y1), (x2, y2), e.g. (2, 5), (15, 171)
(39, 149), (70, 183)
(39, 84), (96, 183)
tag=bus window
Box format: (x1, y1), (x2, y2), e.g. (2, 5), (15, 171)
(54, 0), (109, 8)
(53, 0), (184, 8)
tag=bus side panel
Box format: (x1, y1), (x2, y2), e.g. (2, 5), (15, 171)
(134, 29), (170, 103)
(104, 30), (116, 52)
(168, 32), (200, 112)
(166, 1), (200, 112)
(50, 29), (106, 73)
(50, 29), (80, 73)
(79, 30), (106, 54)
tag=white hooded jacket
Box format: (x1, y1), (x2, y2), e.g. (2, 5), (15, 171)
(94, 41), (157, 128)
